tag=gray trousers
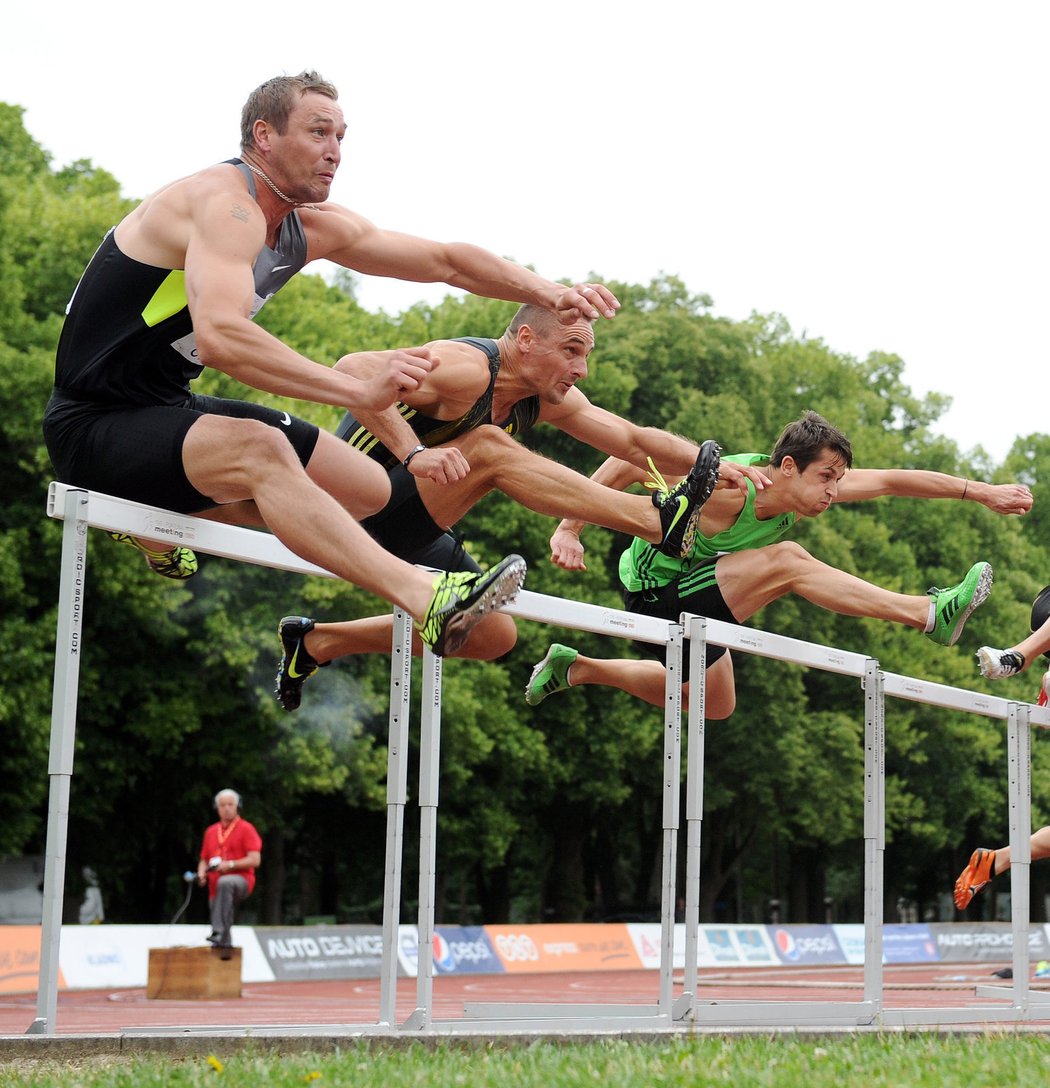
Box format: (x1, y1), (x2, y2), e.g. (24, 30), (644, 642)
(209, 874), (249, 946)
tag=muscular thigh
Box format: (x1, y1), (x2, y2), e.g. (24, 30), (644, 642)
(303, 429), (392, 519)
(361, 467), (448, 560)
(708, 547), (783, 621)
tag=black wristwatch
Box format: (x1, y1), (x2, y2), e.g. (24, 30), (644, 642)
(403, 444), (427, 468)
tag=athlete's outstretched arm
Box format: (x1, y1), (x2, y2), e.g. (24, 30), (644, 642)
(310, 205), (619, 322)
(542, 390), (770, 494)
(836, 468), (1032, 515)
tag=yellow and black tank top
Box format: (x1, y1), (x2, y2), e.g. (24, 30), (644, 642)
(335, 337), (541, 468)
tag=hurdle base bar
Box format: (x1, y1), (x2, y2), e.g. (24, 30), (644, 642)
(422, 1013), (677, 1034)
(877, 1004), (1050, 1026)
(458, 998), (693, 1021)
(975, 984), (1050, 1006)
(691, 1000), (878, 1027)
(119, 1023), (398, 1037)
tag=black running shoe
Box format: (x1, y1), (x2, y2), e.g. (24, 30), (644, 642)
(275, 616), (326, 712)
(649, 440), (722, 558)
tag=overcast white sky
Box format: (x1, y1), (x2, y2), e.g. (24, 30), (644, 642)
(3, 2), (1046, 463)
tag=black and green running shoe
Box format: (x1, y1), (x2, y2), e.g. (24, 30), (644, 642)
(417, 554), (527, 657)
(648, 440), (721, 559)
(926, 562), (993, 646)
(275, 616), (326, 712)
(109, 531), (198, 580)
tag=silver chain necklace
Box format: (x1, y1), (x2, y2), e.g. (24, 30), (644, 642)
(243, 161), (300, 205)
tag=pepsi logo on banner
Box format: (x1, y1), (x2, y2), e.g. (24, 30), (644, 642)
(770, 925), (844, 964)
(433, 926), (505, 975)
(774, 928), (800, 961)
(432, 932), (456, 973)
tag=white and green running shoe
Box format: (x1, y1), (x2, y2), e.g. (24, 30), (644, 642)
(926, 562), (992, 646)
(109, 532), (198, 580)
(417, 554), (527, 657)
(525, 644), (579, 706)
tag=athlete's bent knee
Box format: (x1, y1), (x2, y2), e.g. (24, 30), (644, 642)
(767, 540), (814, 575)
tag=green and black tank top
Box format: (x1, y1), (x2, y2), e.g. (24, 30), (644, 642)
(619, 453), (797, 593)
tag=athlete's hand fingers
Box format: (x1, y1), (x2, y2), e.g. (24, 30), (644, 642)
(397, 346), (437, 372)
(549, 529), (586, 570)
(716, 462), (770, 494)
(983, 483), (1033, 515)
(554, 283), (620, 322)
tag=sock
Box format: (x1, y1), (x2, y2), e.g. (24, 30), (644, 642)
(924, 599), (936, 633)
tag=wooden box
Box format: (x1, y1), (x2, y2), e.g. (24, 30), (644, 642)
(146, 945), (242, 1000)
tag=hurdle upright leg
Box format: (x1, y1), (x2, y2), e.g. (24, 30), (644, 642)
(1007, 701), (1032, 1011)
(862, 658), (885, 1019)
(378, 609), (414, 1027)
(680, 615), (708, 1017)
(658, 623), (684, 1016)
(30, 488), (89, 1035)
(403, 647), (442, 1030)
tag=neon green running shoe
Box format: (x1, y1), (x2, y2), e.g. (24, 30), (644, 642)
(926, 561), (993, 646)
(525, 644), (578, 706)
(417, 554), (527, 657)
(109, 532), (198, 580)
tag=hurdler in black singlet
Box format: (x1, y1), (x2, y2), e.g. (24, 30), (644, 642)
(43, 160), (319, 512)
(332, 337), (542, 562)
(335, 337), (541, 465)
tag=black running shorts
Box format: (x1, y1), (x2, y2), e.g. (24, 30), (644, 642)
(361, 465), (446, 558)
(43, 391), (319, 514)
(623, 555), (737, 680)
(359, 465), (481, 573)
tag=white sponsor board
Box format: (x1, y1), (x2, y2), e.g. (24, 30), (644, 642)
(57, 925), (273, 988)
(626, 924), (777, 969)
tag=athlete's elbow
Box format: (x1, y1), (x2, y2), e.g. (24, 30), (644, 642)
(192, 319), (243, 374)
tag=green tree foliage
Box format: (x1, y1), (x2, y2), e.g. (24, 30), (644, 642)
(2, 102), (1048, 926)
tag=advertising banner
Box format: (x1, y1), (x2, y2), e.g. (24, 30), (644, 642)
(627, 923), (777, 969)
(833, 924), (866, 965)
(484, 923), (642, 973)
(257, 925), (385, 980)
(57, 924), (271, 988)
(768, 925), (846, 965)
(702, 926), (779, 966)
(882, 924), (939, 963)
(396, 926), (504, 977)
(930, 922), (1050, 963)
(0, 926), (58, 994)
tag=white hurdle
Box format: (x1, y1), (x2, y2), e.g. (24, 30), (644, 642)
(401, 601), (1050, 1031)
(38, 482), (1050, 1035)
(37, 482), (685, 1036)
(34, 485), (338, 1035)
